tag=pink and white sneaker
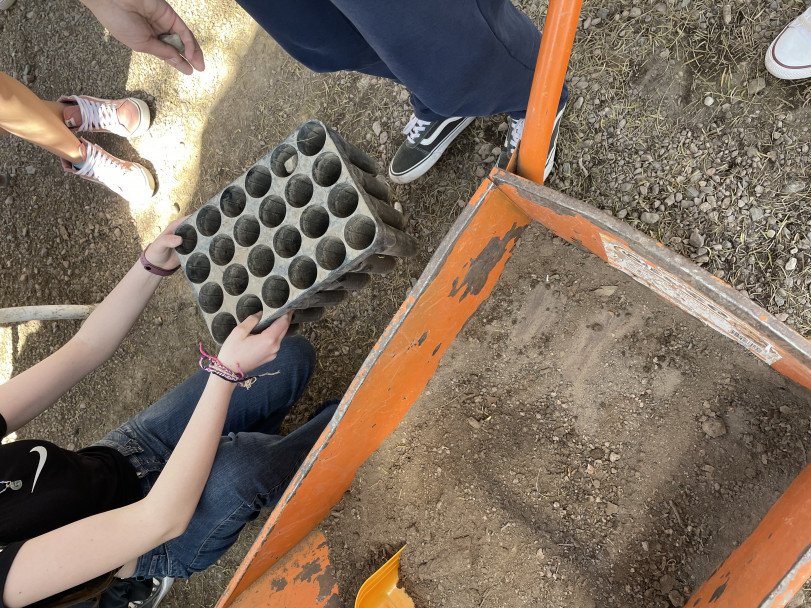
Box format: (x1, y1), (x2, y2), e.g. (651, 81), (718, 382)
(62, 139), (156, 202)
(765, 6), (811, 80)
(59, 95), (151, 138)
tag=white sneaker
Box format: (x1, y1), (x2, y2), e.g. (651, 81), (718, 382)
(62, 138), (155, 202)
(765, 6), (811, 80)
(59, 95), (151, 138)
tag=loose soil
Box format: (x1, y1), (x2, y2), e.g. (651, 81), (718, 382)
(1, 0), (810, 606)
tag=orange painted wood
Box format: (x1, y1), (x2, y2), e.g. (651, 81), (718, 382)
(688, 463), (811, 608)
(516, 0), (582, 183)
(216, 180), (531, 607)
(226, 531), (340, 608)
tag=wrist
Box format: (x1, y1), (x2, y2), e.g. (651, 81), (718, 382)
(140, 243), (180, 277)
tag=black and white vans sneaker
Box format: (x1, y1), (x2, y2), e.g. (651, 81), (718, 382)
(388, 114), (475, 184)
(496, 102), (566, 179)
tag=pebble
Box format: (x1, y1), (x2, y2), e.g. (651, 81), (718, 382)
(702, 418), (727, 438)
(669, 590), (685, 607)
(747, 77), (766, 96)
(722, 4), (732, 24)
(689, 231), (705, 248)
(379, 131), (388, 144)
(782, 182), (806, 194)
(703, 96), (714, 107)
(372, 121), (382, 136)
(750, 207), (764, 221)
(158, 33), (185, 55)
(785, 257), (797, 271)
(629, 7), (642, 17)
(609, 451), (620, 462)
(284, 155), (298, 173)
(640, 212), (660, 224)
(25, 165), (35, 175)
(605, 501), (619, 514)
(467, 417), (481, 430)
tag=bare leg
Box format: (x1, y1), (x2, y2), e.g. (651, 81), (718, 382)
(0, 72), (82, 164)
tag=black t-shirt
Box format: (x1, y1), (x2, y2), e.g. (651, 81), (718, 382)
(0, 422), (141, 607)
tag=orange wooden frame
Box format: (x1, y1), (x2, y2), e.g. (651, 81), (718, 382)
(218, 1), (811, 607)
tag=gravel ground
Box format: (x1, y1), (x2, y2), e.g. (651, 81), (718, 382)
(2, 0), (811, 606)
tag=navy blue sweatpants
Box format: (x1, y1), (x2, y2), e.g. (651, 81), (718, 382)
(234, 0), (568, 121)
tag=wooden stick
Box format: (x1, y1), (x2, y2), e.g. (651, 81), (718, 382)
(0, 305), (95, 324)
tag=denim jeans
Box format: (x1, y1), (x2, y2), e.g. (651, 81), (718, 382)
(93, 336), (337, 579)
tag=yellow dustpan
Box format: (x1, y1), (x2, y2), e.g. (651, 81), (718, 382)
(355, 546), (415, 608)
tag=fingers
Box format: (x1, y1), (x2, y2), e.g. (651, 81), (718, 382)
(262, 312), (293, 343)
(163, 215), (190, 234)
(174, 26), (205, 72)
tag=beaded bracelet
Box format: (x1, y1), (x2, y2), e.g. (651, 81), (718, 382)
(198, 343), (278, 389)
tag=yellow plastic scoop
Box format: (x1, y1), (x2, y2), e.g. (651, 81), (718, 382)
(355, 546), (414, 608)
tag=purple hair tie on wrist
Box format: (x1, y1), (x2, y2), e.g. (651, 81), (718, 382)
(140, 243), (181, 277)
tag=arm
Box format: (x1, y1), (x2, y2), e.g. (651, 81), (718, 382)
(78, 0), (205, 75)
(2, 313), (292, 608)
(0, 220), (184, 434)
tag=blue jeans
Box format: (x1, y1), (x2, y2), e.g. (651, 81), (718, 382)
(93, 336), (337, 579)
(234, 0), (568, 121)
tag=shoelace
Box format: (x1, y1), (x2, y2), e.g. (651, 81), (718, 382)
(507, 118), (525, 151)
(73, 96), (121, 132)
(76, 142), (132, 189)
(402, 114), (431, 144)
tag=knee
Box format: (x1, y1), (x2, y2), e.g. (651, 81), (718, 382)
(276, 335), (316, 386)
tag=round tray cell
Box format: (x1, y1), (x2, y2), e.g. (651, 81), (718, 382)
(270, 144), (299, 178)
(285, 175), (313, 208)
(234, 215), (260, 247)
(245, 164), (272, 198)
(196, 205), (222, 237)
(297, 121), (327, 156)
(212, 312), (238, 344)
(220, 185), (247, 218)
(223, 264), (249, 296)
(199, 282), (224, 313)
(273, 225), (302, 258)
(236, 294), (263, 322)
(312, 152), (342, 187)
(185, 252), (211, 283)
(315, 237), (346, 270)
(209, 234), (236, 266)
(262, 276), (290, 308)
(289, 256), (317, 289)
(259, 195), (286, 228)
(327, 184), (358, 218)
(300, 206), (329, 239)
(344, 216), (377, 250)
(247, 245), (274, 277)
(174, 223), (198, 255)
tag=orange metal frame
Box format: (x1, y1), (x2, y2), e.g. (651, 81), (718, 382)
(217, 2), (811, 607)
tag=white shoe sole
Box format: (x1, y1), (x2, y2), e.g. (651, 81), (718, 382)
(128, 98), (152, 138)
(389, 117), (475, 184)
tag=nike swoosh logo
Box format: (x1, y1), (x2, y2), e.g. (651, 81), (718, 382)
(30, 446), (47, 493)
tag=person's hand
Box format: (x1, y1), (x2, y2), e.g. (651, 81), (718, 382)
(216, 313), (293, 375)
(144, 215), (188, 268)
(81, 0), (205, 75)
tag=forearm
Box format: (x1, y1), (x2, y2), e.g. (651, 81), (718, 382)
(73, 259), (162, 360)
(143, 376), (236, 534)
(0, 259), (162, 433)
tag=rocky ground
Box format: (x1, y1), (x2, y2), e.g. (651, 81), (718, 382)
(1, 0), (811, 606)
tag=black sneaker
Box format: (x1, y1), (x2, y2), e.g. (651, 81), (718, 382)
(496, 101), (566, 179)
(388, 114), (475, 184)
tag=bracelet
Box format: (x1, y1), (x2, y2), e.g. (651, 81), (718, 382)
(140, 243), (181, 277)
(198, 343), (278, 389)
